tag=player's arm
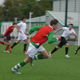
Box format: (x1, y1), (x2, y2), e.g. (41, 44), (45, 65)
(47, 31), (61, 44)
(26, 28), (28, 30)
(5, 26), (12, 36)
(29, 26), (43, 35)
(72, 32), (77, 37)
(16, 25), (22, 33)
(55, 28), (63, 34)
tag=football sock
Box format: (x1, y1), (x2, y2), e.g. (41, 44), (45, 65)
(0, 41), (5, 45)
(76, 47), (80, 52)
(13, 60), (26, 70)
(65, 47), (68, 55)
(51, 47), (58, 54)
(23, 44), (27, 51)
(11, 42), (17, 49)
(5, 45), (10, 51)
(34, 54), (44, 60)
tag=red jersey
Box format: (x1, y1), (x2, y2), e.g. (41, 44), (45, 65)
(4, 26), (14, 36)
(30, 26), (53, 46)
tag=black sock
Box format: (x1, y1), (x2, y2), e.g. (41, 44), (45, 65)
(23, 44), (27, 51)
(51, 47), (58, 54)
(65, 47), (68, 55)
(77, 47), (80, 52)
(11, 42), (17, 49)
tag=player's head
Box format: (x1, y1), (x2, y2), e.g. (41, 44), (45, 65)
(69, 24), (73, 30)
(21, 16), (26, 22)
(13, 22), (17, 27)
(50, 19), (58, 30)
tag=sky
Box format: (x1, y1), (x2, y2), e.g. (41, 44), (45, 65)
(0, 0), (4, 5)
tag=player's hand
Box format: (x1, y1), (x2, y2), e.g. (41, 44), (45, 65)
(4, 37), (7, 42)
(19, 30), (22, 33)
(26, 28), (28, 30)
(57, 35), (61, 40)
(54, 31), (57, 34)
(25, 33), (29, 36)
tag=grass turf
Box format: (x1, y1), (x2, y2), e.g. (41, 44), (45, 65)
(0, 43), (80, 80)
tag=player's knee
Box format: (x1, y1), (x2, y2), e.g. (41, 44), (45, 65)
(56, 46), (60, 49)
(9, 41), (12, 45)
(25, 40), (28, 44)
(24, 60), (30, 63)
(24, 59), (31, 63)
(66, 43), (69, 47)
(44, 55), (49, 59)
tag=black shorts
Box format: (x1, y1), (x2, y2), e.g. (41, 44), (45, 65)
(58, 37), (68, 47)
(4, 35), (11, 42)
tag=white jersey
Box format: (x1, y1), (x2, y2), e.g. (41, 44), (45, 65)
(61, 27), (76, 40)
(18, 21), (27, 33)
(17, 21), (27, 40)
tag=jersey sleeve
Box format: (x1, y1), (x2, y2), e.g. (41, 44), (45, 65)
(5, 26), (12, 36)
(72, 29), (76, 34)
(29, 26), (43, 35)
(47, 31), (58, 44)
(62, 27), (68, 30)
(17, 23), (21, 27)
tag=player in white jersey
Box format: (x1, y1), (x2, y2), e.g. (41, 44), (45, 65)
(11, 16), (29, 53)
(49, 24), (77, 58)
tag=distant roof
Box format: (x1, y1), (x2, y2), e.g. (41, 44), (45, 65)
(25, 15), (46, 22)
(47, 11), (79, 27)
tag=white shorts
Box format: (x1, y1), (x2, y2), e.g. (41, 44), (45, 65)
(17, 32), (27, 40)
(25, 43), (45, 58)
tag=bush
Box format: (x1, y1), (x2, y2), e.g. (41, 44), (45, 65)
(68, 38), (76, 41)
(0, 34), (4, 38)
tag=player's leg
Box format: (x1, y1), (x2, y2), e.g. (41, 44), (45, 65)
(49, 41), (63, 58)
(0, 35), (8, 45)
(34, 50), (49, 59)
(11, 40), (20, 49)
(4, 36), (10, 53)
(12, 55), (32, 74)
(8, 40), (12, 53)
(23, 39), (28, 53)
(65, 43), (70, 58)
(11, 43), (37, 74)
(30, 46), (49, 66)
(75, 46), (80, 54)
(0, 41), (5, 45)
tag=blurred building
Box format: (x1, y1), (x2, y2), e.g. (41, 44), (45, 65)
(0, 0), (4, 5)
(0, 0), (79, 40)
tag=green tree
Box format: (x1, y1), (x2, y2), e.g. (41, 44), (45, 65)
(2, 0), (23, 21)
(20, 0), (40, 18)
(41, 0), (53, 15)
(0, 6), (4, 22)
(20, 0), (52, 18)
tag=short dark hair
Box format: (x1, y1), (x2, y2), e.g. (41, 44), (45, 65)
(69, 24), (73, 27)
(50, 19), (58, 26)
(21, 16), (26, 20)
(13, 22), (17, 25)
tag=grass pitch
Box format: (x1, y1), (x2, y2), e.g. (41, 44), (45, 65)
(0, 43), (80, 80)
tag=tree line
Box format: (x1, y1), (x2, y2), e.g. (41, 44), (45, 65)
(0, 0), (52, 22)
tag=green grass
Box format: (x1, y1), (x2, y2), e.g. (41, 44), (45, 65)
(0, 43), (80, 80)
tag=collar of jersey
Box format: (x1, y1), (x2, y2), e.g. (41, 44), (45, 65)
(49, 25), (53, 29)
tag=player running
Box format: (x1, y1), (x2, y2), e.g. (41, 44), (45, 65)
(0, 22), (17, 53)
(49, 24), (77, 58)
(11, 19), (61, 74)
(11, 16), (29, 53)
